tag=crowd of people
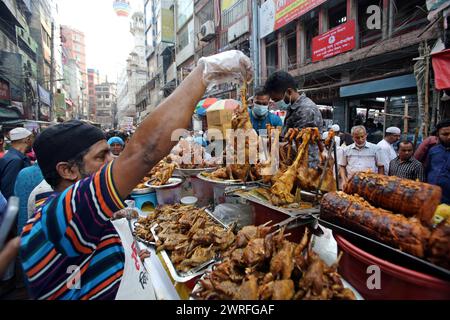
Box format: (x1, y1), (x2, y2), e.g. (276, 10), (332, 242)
(0, 50), (448, 300)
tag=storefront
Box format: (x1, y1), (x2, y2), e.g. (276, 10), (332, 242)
(338, 74), (419, 142)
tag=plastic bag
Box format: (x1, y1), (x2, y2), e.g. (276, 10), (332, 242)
(311, 227), (338, 267)
(198, 50), (253, 89)
(212, 203), (253, 229)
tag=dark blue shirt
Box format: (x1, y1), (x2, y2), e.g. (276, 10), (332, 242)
(0, 148), (31, 199)
(249, 111), (283, 134)
(426, 144), (450, 204)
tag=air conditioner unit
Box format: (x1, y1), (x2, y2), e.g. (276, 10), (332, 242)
(197, 20), (215, 42)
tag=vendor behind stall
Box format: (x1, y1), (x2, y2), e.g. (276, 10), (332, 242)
(19, 50), (252, 300)
(249, 87), (282, 134)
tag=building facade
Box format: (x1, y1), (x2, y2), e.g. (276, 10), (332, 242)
(60, 25), (88, 119)
(258, 0), (442, 136)
(87, 68), (100, 120)
(116, 11), (148, 125)
(95, 81), (117, 129)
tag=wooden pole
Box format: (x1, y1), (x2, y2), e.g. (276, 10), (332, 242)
(424, 43), (430, 138)
(404, 98), (409, 136)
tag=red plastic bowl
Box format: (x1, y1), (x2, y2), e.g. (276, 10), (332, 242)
(335, 234), (450, 300)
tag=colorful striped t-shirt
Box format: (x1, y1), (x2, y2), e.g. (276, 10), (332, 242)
(20, 161), (126, 300)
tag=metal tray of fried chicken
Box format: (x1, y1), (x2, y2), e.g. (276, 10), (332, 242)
(148, 208), (234, 283)
(226, 184), (321, 219)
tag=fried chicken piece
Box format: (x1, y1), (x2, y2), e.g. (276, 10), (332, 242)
(298, 251), (327, 295)
(272, 280), (295, 300)
(258, 281), (274, 300)
(157, 233), (189, 252)
(243, 238), (266, 266)
(270, 241), (295, 280)
(236, 225), (272, 248)
(179, 245), (216, 272)
(237, 275), (259, 300)
(211, 280), (241, 300)
(231, 248), (245, 265)
(294, 230), (310, 271)
(271, 129), (312, 206)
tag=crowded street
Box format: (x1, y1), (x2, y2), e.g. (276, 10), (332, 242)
(0, 0), (449, 304)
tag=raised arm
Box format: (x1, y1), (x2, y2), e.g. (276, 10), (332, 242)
(113, 51), (252, 199)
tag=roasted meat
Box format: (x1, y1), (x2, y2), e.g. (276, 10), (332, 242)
(427, 218), (450, 269)
(344, 172), (442, 223)
(321, 192), (431, 257)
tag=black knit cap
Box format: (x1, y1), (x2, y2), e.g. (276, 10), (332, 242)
(436, 119), (450, 131)
(34, 120), (106, 177)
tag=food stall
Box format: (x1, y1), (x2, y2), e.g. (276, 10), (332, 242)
(126, 85), (450, 300)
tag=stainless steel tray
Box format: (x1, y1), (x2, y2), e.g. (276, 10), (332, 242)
(196, 172), (262, 186)
(230, 187), (321, 218)
(144, 177), (185, 189)
(131, 187), (154, 195)
(174, 167), (217, 177)
(148, 208), (228, 283)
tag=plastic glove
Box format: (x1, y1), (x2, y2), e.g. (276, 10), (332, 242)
(198, 50), (253, 88)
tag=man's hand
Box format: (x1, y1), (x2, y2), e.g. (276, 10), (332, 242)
(198, 50), (253, 88)
(0, 237), (20, 277)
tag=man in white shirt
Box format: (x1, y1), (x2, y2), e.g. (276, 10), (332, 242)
(338, 125), (385, 185)
(377, 127), (401, 173)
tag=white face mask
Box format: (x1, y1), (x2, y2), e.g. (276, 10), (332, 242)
(253, 104), (269, 117)
(275, 91), (291, 110)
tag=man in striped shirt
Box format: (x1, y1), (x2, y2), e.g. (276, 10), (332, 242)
(389, 141), (425, 182)
(20, 50), (253, 300)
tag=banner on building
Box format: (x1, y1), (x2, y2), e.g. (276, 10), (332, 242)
(432, 49), (450, 90)
(312, 20), (356, 62)
(259, 0), (327, 38)
(221, 0), (239, 12)
(120, 116), (134, 130)
(38, 85), (51, 106)
(0, 78), (11, 105)
(162, 7), (175, 43)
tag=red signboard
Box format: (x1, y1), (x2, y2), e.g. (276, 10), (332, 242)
(0, 78), (11, 104)
(312, 20), (356, 62)
(432, 49), (450, 90)
(274, 0), (327, 30)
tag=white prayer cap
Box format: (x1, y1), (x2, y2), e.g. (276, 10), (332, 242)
(9, 127), (32, 141)
(331, 124), (340, 132)
(386, 127), (401, 134)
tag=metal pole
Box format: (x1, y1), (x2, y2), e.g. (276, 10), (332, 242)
(251, 0), (260, 89)
(424, 44), (430, 137)
(49, 21), (55, 122)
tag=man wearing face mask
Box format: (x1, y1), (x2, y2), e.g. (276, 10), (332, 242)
(264, 71), (323, 136)
(249, 87), (282, 133)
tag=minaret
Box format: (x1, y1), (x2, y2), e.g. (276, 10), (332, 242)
(130, 12), (145, 64)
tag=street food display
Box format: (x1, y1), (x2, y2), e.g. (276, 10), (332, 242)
(135, 204), (235, 273)
(344, 172), (442, 223)
(204, 84), (263, 182)
(192, 227), (356, 300)
(266, 128), (337, 206)
(321, 192), (431, 257)
(135, 159), (177, 188)
(169, 139), (220, 170)
(428, 218), (450, 269)
(321, 175), (450, 269)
